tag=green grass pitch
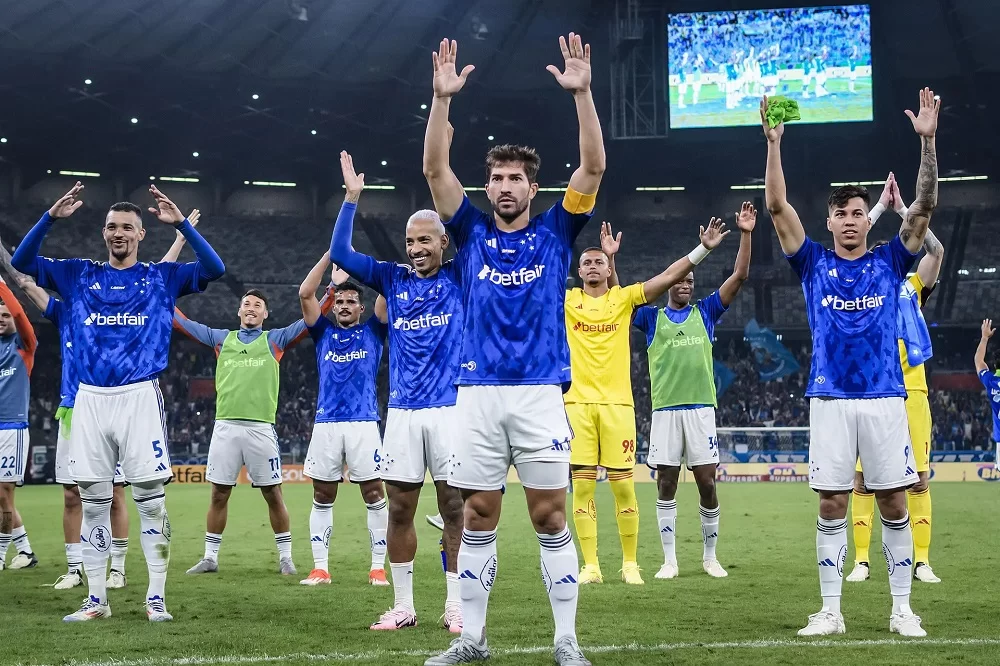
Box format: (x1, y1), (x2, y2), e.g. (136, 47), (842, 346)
(5, 483), (999, 666)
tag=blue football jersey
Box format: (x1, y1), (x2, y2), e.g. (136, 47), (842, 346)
(35, 258), (206, 387)
(42, 297), (78, 408)
(787, 236), (917, 398)
(364, 260), (463, 409)
(979, 369), (1000, 443)
(446, 196), (591, 388)
(309, 315), (387, 422)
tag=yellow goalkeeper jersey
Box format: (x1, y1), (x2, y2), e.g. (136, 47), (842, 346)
(899, 273), (928, 394)
(564, 283), (646, 406)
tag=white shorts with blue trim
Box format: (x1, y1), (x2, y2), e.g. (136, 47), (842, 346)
(648, 406), (719, 469)
(55, 410), (125, 485)
(207, 419), (282, 487)
(304, 421), (382, 483)
(0, 428), (29, 486)
(808, 396), (918, 492)
(69, 380), (172, 485)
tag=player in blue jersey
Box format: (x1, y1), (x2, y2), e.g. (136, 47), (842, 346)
(421, 34), (604, 666)
(298, 255), (390, 588)
(11, 182), (226, 622)
(330, 152), (466, 632)
(762, 88), (941, 637)
(176, 253), (335, 579)
(1, 222), (196, 589)
(0, 275), (37, 572)
(975, 319), (1000, 454)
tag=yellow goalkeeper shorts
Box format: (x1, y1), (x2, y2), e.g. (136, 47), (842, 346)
(566, 403), (637, 469)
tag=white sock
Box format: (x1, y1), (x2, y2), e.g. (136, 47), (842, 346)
(274, 532), (292, 560)
(458, 530), (497, 645)
(133, 484), (170, 604)
(700, 504), (720, 561)
(310, 501), (333, 572)
(367, 498), (388, 570)
(390, 560), (415, 612)
(110, 537), (128, 572)
(445, 571), (460, 609)
(656, 499), (677, 565)
(817, 517), (847, 614)
(204, 532), (223, 562)
(881, 513), (914, 614)
(0, 531), (10, 562)
(12, 525), (32, 554)
(79, 482), (113, 604)
(66, 542), (83, 573)
(538, 528), (579, 642)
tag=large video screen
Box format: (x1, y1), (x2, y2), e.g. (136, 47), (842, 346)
(667, 5), (872, 129)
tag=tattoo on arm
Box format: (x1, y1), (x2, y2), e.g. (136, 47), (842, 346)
(900, 136), (938, 244)
(922, 227), (943, 257)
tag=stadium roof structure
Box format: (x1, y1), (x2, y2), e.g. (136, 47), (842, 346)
(0, 0), (996, 189)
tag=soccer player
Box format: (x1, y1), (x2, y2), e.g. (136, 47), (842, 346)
(567, 217), (734, 586)
(298, 254), (390, 587)
(975, 319), (1000, 457)
(761, 88), (940, 637)
(848, 45), (860, 94)
(330, 152), (465, 631)
(177, 255), (337, 577)
(421, 33), (603, 666)
(0, 219), (198, 588)
(0, 274), (37, 572)
(11, 182), (226, 622)
(849, 173), (945, 585)
(634, 204), (755, 581)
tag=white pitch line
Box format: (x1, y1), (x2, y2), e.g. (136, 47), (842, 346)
(19, 637), (1000, 666)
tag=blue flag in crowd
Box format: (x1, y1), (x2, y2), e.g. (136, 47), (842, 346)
(744, 319), (800, 381)
(714, 360), (736, 398)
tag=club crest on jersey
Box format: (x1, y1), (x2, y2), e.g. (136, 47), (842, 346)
(477, 264), (545, 286)
(83, 312), (150, 327)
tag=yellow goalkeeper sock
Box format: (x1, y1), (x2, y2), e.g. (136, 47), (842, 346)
(851, 490), (876, 563)
(571, 469), (599, 567)
(907, 487), (932, 564)
(608, 470), (639, 564)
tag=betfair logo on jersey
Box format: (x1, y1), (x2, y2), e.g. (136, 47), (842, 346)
(83, 312), (150, 326)
(669, 334), (706, 348)
(0, 367), (15, 378)
(393, 313), (453, 331)
(820, 294), (886, 311)
(572, 321), (619, 333)
(477, 264), (545, 286)
(222, 357), (267, 368)
(323, 349), (367, 363)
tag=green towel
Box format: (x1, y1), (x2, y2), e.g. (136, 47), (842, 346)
(765, 96), (801, 128)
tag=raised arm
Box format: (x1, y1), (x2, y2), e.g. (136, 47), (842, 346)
(0, 277), (36, 357)
(718, 202), (756, 308)
(299, 252), (332, 327)
(11, 182), (85, 276)
(600, 221), (621, 288)
(330, 151), (380, 284)
(148, 186), (225, 281)
(374, 295), (388, 325)
(159, 209), (200, 263)
(899, 88), (940, 253)
(760, 96), (805, 255)
(547, 33), (605, 196)
(172, 307), (228, 350)
(0, 241), (50, 312)
(976, 319), (994, 374)
(423, 39), (474, 220)
(642, 217), (730, 303)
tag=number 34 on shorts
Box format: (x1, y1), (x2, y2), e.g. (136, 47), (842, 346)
(566, 403), (637, 469)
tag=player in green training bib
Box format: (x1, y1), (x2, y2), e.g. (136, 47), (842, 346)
(174, 254), (335, 577)
(633, 203), (756, 581)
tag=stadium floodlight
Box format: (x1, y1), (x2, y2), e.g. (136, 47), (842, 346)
(342, 184), (395, 191)
(130, 117), (138, 124)
(59, 170), (100, 177)
(635, 186), (686, 192)
(381, 160), (387, 166)
(159, 176), (200, 183)
(940, 175), (988, 182)
(84, 78), (92, 85)
(192, 151), (200, 158)
(252, 181), (296, 187)
(149, 176), (156, 180)
(536, 187), (566, 192)
(0, 138), (6, 143)
(310, 129), (317, 135)
(730, 184), (766, 190)
(829, 180), (884, 186)
(420, 104), (427, 110)
(252, 93), (259, 100)
(46, 170), (52, 174)
(244, 180), (250, 185)
(487, 135), (494, 141)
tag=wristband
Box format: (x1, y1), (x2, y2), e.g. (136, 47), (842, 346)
(869, 202), (886, 223)
(687, 244), (711, 266)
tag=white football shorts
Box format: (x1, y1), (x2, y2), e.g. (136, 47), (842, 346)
(55, 409), (125, 485)
(647, 406), (720, 469)
(0, 428), (28, 486)
(207, 419), (282, 487)
(303, 421), (382, 483)
(381, 406), (457, 484)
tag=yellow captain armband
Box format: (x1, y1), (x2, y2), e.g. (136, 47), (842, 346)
(563, 186), (597, 214)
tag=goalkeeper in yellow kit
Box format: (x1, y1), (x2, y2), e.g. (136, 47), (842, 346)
(849, 173), (944, 584)
(565, 217), (732, 584)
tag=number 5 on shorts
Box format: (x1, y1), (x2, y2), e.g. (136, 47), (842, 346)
(152, 439), (164, 459)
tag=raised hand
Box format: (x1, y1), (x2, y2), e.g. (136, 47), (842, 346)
(759, 96), (784, 142)
(736, 202), (757, 232)
(877, 173), (894, 208)
(48, 182), (85, 219)
(340, 151), (365, 202)
(432, 39), (475, 99)
(889, 172), (906, 211)
(599, 221), (622, 257)
(330, 257), (351, 287)
(546, 33), (591, 93)
(148, 185), (186, 225)
(699, 217), (730, 249)
(177, 208), (200, 240)
(905, 87), (941, 137)
(983, 318), (996, 340)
